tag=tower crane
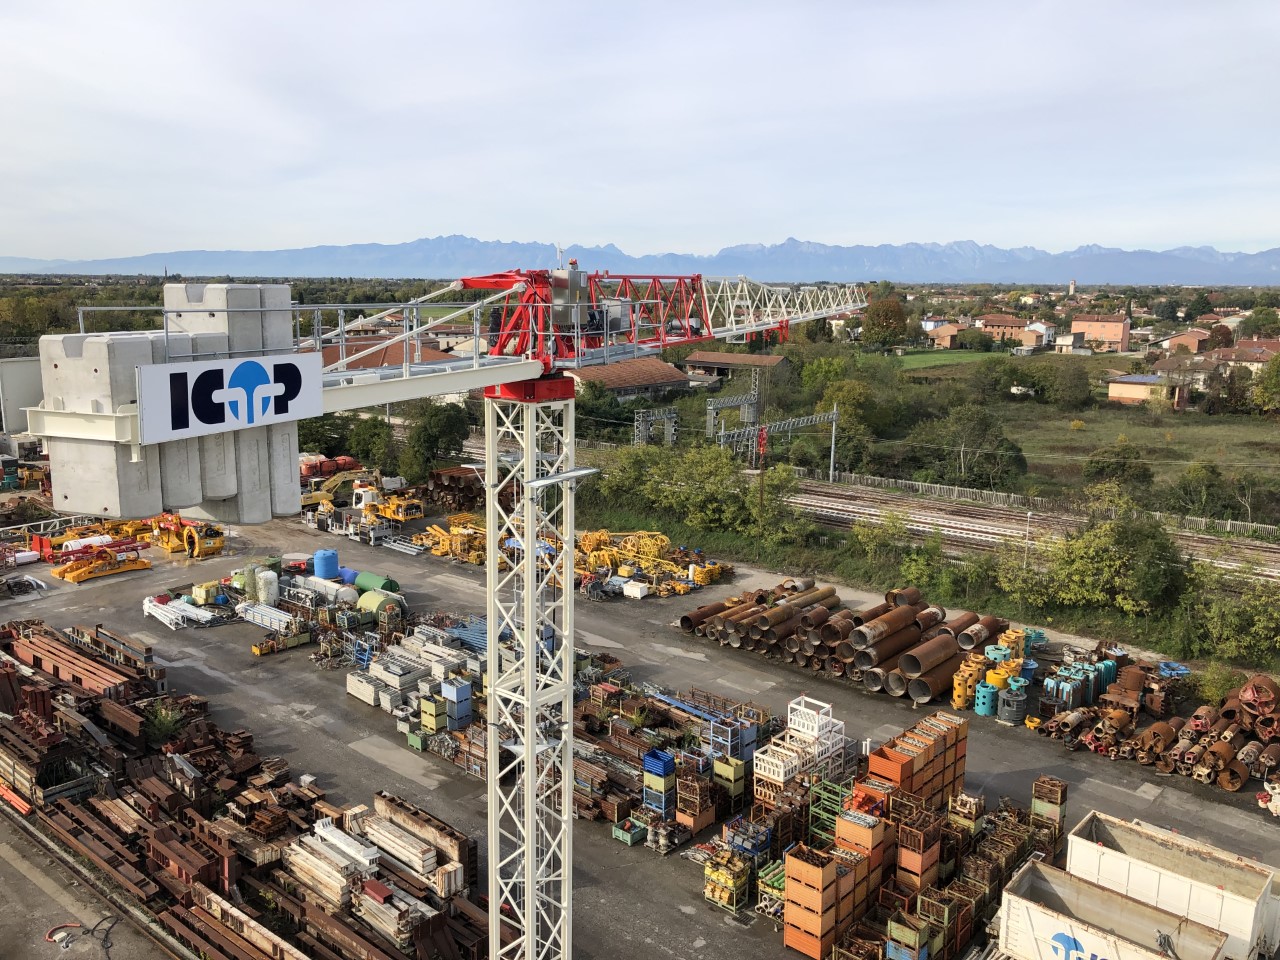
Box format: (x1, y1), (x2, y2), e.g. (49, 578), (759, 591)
(35, 263), (866, 960)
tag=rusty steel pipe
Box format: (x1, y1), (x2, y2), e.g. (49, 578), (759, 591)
(884, 668), (909, 697)
(957, 615), (1002, 650)
(907, 654), (966, 704)
(1218, 760), (1250, 792)
(913, 606), (947, 633)
(853, 603), (927, 648)
(715, 603), (764, 631)
(793, 651), (808, 668)
(752, 587), (837, 629)
(727, 632), (744, 649)
(937, 612), (979, 637)
(899, 634), (962, 678)
(852, 625), (923, 670)
(680, 601), (729, 632)
(809, 656), (824, 673)
(834, 640), (859, 664)
(782, 577), (815, 594)
(863, 651), (908, 692)
(784, 634), (802, 654)
(800, 635), (818, 657)
(850, 602), (892, 626)
(886, 586), (922, 607)
(829, 659), (845, 678)
(800, 605), (837, 630)
(765, 613), (806, 645)
(820, 614), (858, 645)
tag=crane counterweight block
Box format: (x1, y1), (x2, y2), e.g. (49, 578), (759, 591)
(484, 375), (576, 402)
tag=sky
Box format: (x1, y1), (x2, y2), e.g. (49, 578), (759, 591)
(1, 1), (1278, 260)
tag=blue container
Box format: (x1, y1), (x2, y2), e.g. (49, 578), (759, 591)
(1020, 658), (1038, 682)
(442, 679), (473, 702)
(338, 566), (359, 585)
(643, 749), (676, 776)
(314, 549), (340, 580)
(1007, 676), (1029, 694)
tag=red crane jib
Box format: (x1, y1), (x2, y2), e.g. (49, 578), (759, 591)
(459, 270), (721, 372)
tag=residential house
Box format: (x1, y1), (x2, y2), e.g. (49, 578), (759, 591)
(1054, 331), (1088, 354)
(679, 351), (788, 380)
(1151, 328), (1211, 354)
(1204, 345), (1277, 376)
(1150, 355), (1225, 390)
(1196, 313), (1224, 327)
(928, 322), (971, 350)
(977, 315), (1045, 348)
(567, 357), (690, 400)
(1070, 314), (1131, 352)
(1106, 373), (1189, 410)
(1027, 320), (1057, 346)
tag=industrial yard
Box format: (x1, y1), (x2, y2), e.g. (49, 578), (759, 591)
(1, 515), (1278, 960)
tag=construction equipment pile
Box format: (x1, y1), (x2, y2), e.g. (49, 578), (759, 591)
(424, 467), (489, 513)
(680, 583), (1008, 705)
(0, 616), (507, 960)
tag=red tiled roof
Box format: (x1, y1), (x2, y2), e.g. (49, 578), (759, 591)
(682, 351), (787, 368)
(568, 357), (689, 391)
(1207, 346), (1277, 363)
(1071, 314), (1128, 324)
(318, 339), (456, 369)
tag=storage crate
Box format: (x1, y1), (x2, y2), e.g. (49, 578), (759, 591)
(612, 820), (648, 845)
(785, 900), (837, 937)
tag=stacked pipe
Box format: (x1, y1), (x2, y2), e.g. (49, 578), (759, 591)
(424, 467), (491, 512)
(679, 584), (1009, 704)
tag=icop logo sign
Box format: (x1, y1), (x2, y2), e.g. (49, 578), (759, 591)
(1050, 933), (1110, 960)
(138, 354), (323, 444)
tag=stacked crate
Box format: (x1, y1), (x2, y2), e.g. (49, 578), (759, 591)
(834, 809), (894, 891)
(864, 713), (968, 810)
(917, 884), (976, 960)
(675, 774), (716, 833)
(885, 911), (941, 960)
(1030, 775), (1067, 857)
(723, 816), (771, 867)
(829, 847), (871, 934)
(895, 810), (943, 892)
(784, 844), (839, 959)
(754, 696), (850, 808)
(713, 756), (747, 813)
(642, 749), (676, 819)
(419, 695), (447, 734)
(441, 678), (472, 730)
(704, 848), (751, 914)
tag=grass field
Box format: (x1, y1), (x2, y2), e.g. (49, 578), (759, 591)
(897, 350), (994, 369)
(1000, 403), (1280, 492)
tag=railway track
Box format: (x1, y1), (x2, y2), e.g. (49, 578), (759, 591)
(791, 480), (1280, 581)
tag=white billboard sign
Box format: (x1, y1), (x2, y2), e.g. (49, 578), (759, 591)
(137, 354), (323, 445)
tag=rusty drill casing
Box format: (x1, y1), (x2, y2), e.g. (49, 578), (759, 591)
(715, 603), (764, 631)
(936, 612), (980, 637)
(899, 634), (962, 678)
(752, 587), (836, 629)
(680, 601), (729, 632)
(907, 654), (965, 704)
(765, 613), (806, 645)
(853, 603), (927, 648)
(820, 614), (858, 645)
(957, 615), (1002, 650)
(863, 651), (907, 692)
(1219, 698), (1243, 723)
(1218, 760), (1250, 792)
(850, 602), (892, 626)
(853, 625), (923, 670)
(800, 605), (835, 630)
(782, 577), (815, 594)
(883, 668), (909, 697)
(913, 606), (947, 633)
(834, 640), (858, 664)
(885, 586), (922, 607)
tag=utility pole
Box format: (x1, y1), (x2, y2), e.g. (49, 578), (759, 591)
(1023, 511), (1033, 569)
(757, 425), (768, 561)
(829, 403), (838, 482)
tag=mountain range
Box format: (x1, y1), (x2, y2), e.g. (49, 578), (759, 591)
(3, 236), (1280, 285)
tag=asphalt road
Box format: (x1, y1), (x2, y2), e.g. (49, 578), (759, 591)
(4, 518), (1277, 960)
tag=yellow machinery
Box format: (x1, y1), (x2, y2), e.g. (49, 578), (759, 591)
(301, 469), (373, 508)
(52, 548), (152, 584)
(149, 514), (226, 559)
(350, 480), (424, 524)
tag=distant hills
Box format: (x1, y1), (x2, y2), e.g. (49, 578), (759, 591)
(4, 235), (1280, 284)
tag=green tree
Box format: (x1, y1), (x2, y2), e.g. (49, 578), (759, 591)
(1240, 306), (1280, 339)
(397, 401), (469, 482)
(1184, 290), (1212, 323)
(1164, 462), (1231, 519)
(1251, 353), (1280, 413)
(800, 356), (848, 395)
(955, 329), (994, 352)
(963, 356), (1015, 405)
(1083, 440), (1153, 487)
(1153, 299), (1179, 323)
(1205, 324), (1233, 349)
(1048, 363), (1092, 411)
(297, 414), (351, 458)
(575, 381), (633, 441)
(860, 298), (908, 347)
(905, 404), (1027, 490)
(344, 414), (397, 472)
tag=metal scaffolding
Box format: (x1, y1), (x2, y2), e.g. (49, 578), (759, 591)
(485, 379), (590, 960)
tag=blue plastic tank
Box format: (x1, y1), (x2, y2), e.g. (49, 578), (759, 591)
(314, 549), (340, 580)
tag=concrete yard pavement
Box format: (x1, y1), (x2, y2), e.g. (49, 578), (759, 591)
(5, 518), (1278, 960)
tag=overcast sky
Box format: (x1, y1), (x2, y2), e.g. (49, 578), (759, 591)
(2, 1), (1277, 260)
